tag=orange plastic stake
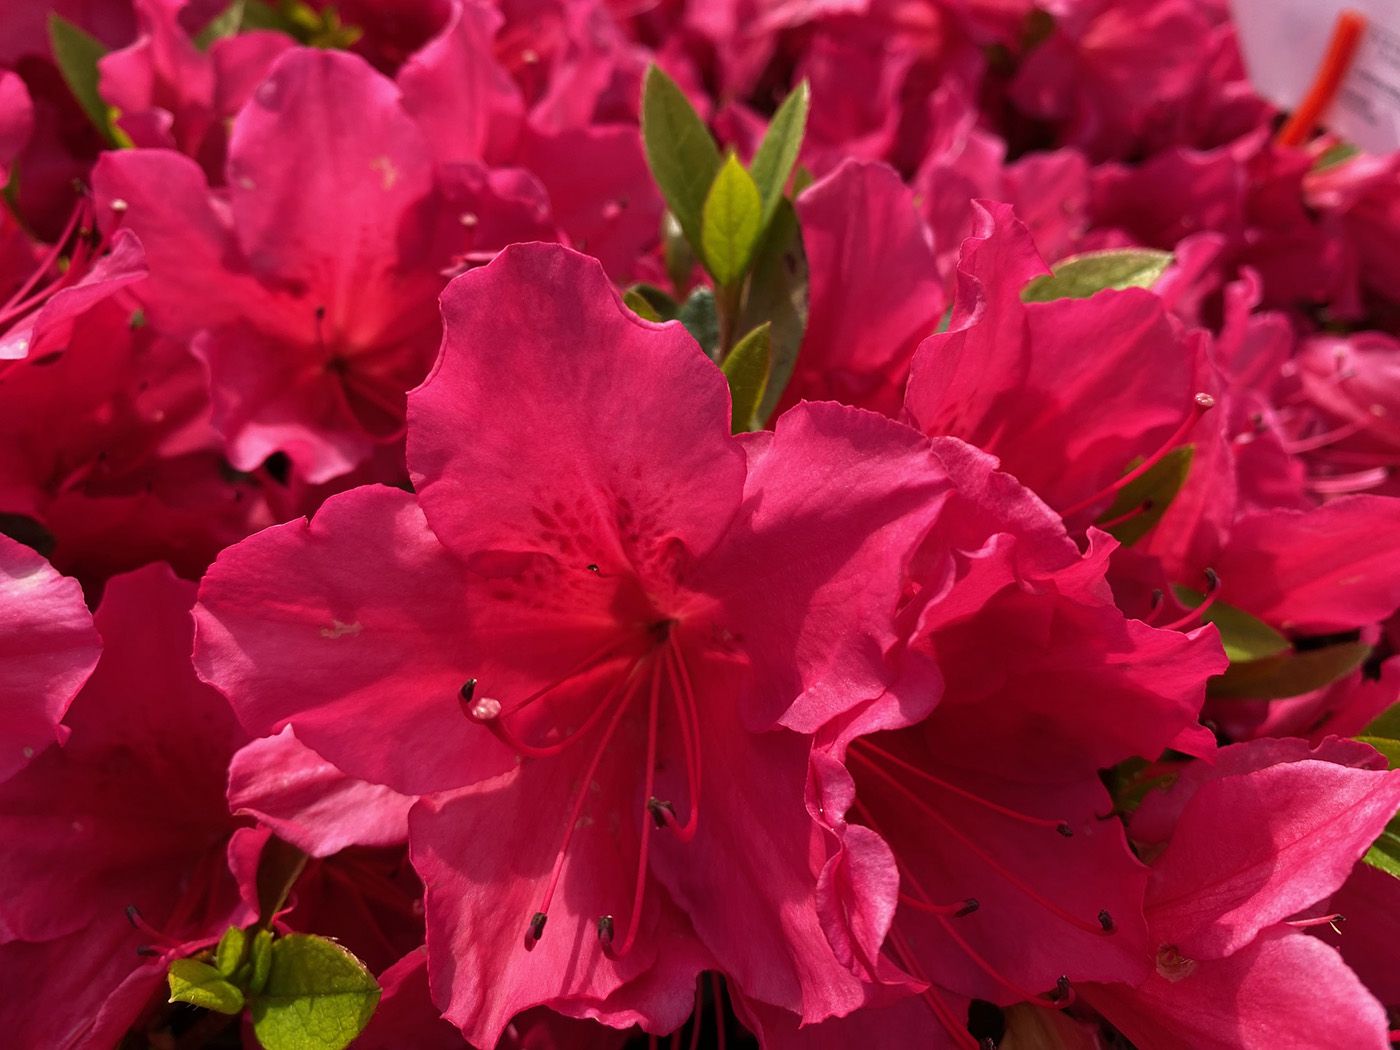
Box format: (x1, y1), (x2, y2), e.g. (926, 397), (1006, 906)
(1276, 8), (1369, 147)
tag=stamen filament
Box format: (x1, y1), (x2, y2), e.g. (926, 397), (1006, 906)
(1061, 393), (1215, 518)
(661, 639), (701, 841)
(1158, 568), (1220, 632)
(850, 751), (1109, 936)
(482, 656), (636, 759)
(852, 740), (1072, 835)
(602, 656), (665, 960)
(527, 666), (643, 943)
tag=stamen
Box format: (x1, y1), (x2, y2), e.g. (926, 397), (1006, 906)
(527, 667), (644, 943)
(602, 658), (666, 961)
(850, 752), (1111, 937)
(526, 911), (547, 944)
(647, 797), (676, 828)
(852, 741), (1072, 834)
(1282, 419), (1364, 454)
(1309, 467), (1390, 494)
(1096, 499), (1153, 531)
(1285, 912), (1344, 933)
(596, 914), (614, 949)
(936, 911), (1076, 1008)
(1098, 910), (1116, 932)
(897, 893), (980, 917)
(1061, 393), (1215, 518)
(1157, 568), (1220, 631)
(886, 923), (980, 1050)
(661, 640), (701, 841)
(135, 945), (163, 957)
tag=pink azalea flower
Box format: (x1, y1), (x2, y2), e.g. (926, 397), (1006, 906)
(791, 442), (1223, 1048)
(780, 159), (945, 416)
(98, 0), (293, 170)
(1080, 737), (1400, 1048)
(195, 243), (952, 1044)
(0, 563), (249, 1047)
(0, 534), (99, 782)
(905, 201), (1211, 530)
(93, 47), (480, 484)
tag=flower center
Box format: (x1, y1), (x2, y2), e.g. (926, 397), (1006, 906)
(460, 612), (703, 958)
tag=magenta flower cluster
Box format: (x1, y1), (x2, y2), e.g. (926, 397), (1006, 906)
(2, 2), (1400, 1048)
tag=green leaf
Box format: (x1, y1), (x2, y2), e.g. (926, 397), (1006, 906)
(249, 929), (274, 996)
(677, 287), (719, 359)
(722, 323), (772, 433)
(1206, 641), (1370, 701)
(251, 934), (380, 1050)
(661, 211), (696, 296)
(1096, 445), (1194, 545)
(47, 14), (118, 146)
(700, 154), (763, 287)
(214, 926), (249, 977)
(640, 65), (721, 253)
(1362, 703), (1400, 742)
(193, 0), (246, 48)
(168, 959), (246, 1015)
(622, 284), (678, 323)
(739, 198), (808, 425)
(1363, 823), (1400, 878)
(748, 81), (810, 227)
(1314, 142), (1360, 171)
(1170, 588), (1291, 665)
(623, 288), (663, 322)
(1022, 249), (1174, 303)
(1356, 705), (1400, 879)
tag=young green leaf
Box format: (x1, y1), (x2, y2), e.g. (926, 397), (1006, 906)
(624, 283), (680, 322)
(214, 925), (249, 977)
(740, 198), (808, 424)
(622, 288), (664, 322)
(1206, 641), (1370, 700)
(1313, 142), (1360, 171)
(1170, 588), (1291, 665)
(661, 211), (697, 295)
(47, 14), (118, 145)
(640, 65), (721, 252)
(722, 323), (772, 433)
(1096, 445), (1194, 545)
(249, 928), (274, 996)
(168, 959), (246, 1015)
(194, 0), (247, 48)
(251, 934), (380, 1050)
(1022, 249), (1174, 303)
(1357, 708), (1400, 878)
(748, 81), (810, 227)
(677, 287), (719, 359)
(701, 154), (762, 287)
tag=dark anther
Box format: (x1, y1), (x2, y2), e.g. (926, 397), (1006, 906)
(586, 564), (599, 573)
(647, 797), (675, 828)
(596, 915), (615, 948)
(648, 619), (674, 644)
(1053, 976), (1071, 1002)
(314, 305), (327, 320)
(1203, 567), (1220, 593)
(527, 912), (547, 942)
(955, 898), (980, 918)
(459, 678), (478, 703)
(1149, 588), (1165, 614)
(1098, 910), (1116, 932)
(124, 904), (142, 928)
(135, 946), (162, 957)
(1056, 822), (1074, 838)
